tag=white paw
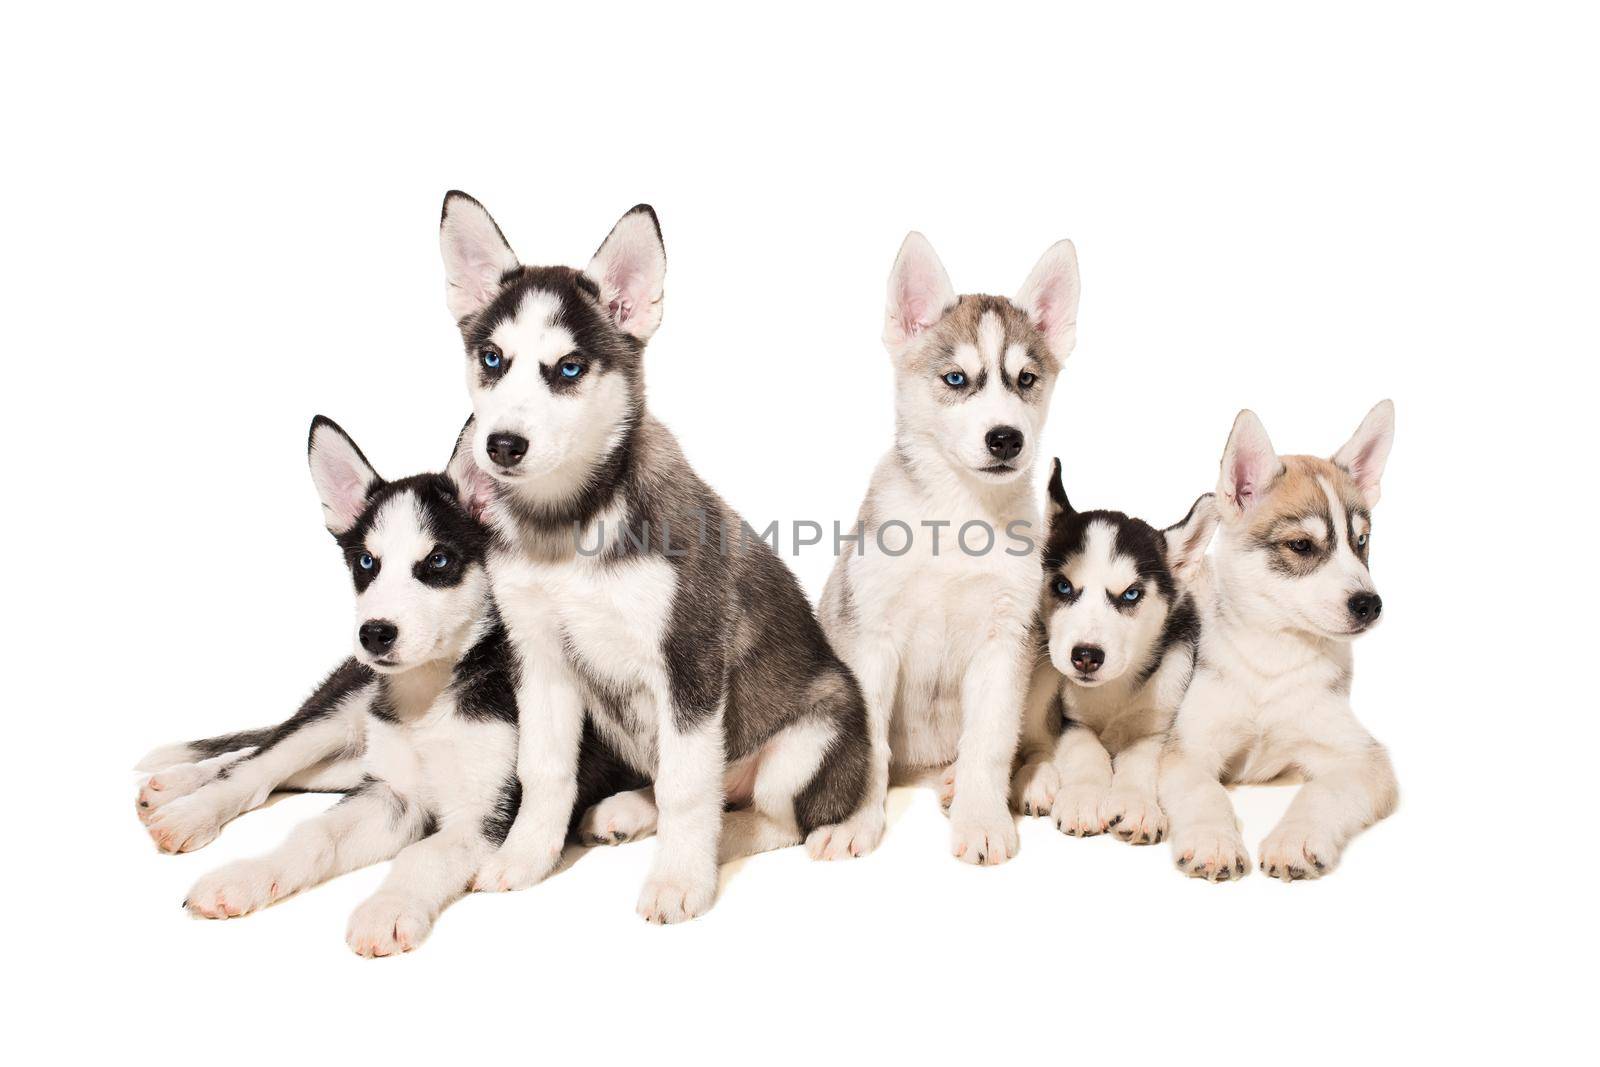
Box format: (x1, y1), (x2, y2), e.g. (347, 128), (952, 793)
(1102, 789), (1166, 845)
(346, 892), (433, 957)
(1052, 786), (1108, 837)
(146, 793), (228, 853)
(1011, 761), (1060, 817)
(949, 802), (1019, 866)
(636, 872), (716, 924)
(1171, 823), (1252, 882)
(578, 790), (658, 846)
(136, 763), (215, 822)
(1258, 822), (1339, 881)
(471, 844), (559, 893)
(804, 804), (885, 861)
(184, 859), (285, 918)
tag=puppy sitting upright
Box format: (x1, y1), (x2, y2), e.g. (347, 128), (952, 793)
(815, 233), (1080, 865)
(1161, 401), (1398, 881)
(438, 194), (871, 923)
(1013, 460), (1217, 843)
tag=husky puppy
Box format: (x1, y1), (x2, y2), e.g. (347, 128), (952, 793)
(1160, 401), (1398, 881)
(813, 233), (1080, 865)
(137, 429), (644, 857)
(437, 193), (870, 923)
(1012, 459), (1217, 843)
(162, 418), (643, 954)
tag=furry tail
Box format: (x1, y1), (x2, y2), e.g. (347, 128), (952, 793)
(133, 726), (277, 772)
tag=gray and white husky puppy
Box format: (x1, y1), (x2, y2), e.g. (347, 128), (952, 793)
(139, 418), (643, 953)
(1012, 459), (1217, 843)
(438, 193), (870, 923)
(1160, 401), (1398, 881)
(814, 232), (1081, 865)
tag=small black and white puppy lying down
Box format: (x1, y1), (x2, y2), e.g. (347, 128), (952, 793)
(1011, 459), (1217, 844)
(139, 417), (644, 956)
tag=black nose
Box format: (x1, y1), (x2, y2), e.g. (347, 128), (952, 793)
(1071, 645), (1105, 674)
(985, 426), (1024, 462)
(1347, 593), (1383, 624)
(359, 620), (398, 655)
(485, 432), (528, 469)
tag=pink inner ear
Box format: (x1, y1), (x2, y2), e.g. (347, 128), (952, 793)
(327, 467), (368, 527)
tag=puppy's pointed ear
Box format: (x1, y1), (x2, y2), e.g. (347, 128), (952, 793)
(1332, 399), (1395, 508)
(1015, 239), (1080, 361)
(446, 416), (497, 523)
(585, 205), (666, 340)
(1046, 457), (1074, 520)
(883, 232), (956, 358)
(440, 191), (518, 323)
(1218, 409), (1283, 517)
(308, 416), (380, 535)
(1164, 494), (1219, 585)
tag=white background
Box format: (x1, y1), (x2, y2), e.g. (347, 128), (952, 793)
(4, 3), (1594, 1063)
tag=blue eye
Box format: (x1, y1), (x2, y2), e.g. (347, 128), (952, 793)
(358, 553), (375, 570)
(1356, 533), (1368, 547)
(559, 360), (584, 379)
(481, 347), (503, 370)
(429, 552), (450, 570)
(1054, 578), (1074, 598)
(1018, 371), (1037, 388)
(1122, 586), (1142, 603)
(943, 371), (967, 388)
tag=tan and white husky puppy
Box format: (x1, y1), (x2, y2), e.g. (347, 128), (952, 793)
(813, 233), (1080, 865)
(1160, 401), (1399, 881)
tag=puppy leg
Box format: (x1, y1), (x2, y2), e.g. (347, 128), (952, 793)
(475, 651), (585, 892)
(137, 751), (251, 819)
(805, 636), (897, 861)
(1012, 656), (1066, 817)
(1103, 736), (1166, 844)
(346, 826), (493, 957)
(948, 630), (1029, 866)
(146, 706), (364, 854)
(637, 707), (725, 924)
(578, 787), (659, 846)
(185, 785), (423, 919)
(1259, 736), (1397, 881)
(1050, 724), (1114, 837)
(1160, 746), (1250, 881)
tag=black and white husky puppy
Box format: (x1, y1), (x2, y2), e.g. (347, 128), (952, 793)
(144, 417), (642, 954)
(814, 233), (1080, 866)
(1012, 460), (1217, 844)
(437, 193), (870, 923)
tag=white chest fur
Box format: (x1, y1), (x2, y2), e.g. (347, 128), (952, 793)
(363, 706), (515, 825)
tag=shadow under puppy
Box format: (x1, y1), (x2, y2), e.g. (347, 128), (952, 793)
(1013, 459), (1217, 844)
(153, 417), (643, 955)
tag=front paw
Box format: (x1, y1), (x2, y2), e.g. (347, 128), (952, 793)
(472, 844), (559, 893)
(949, 802), (1019, 866)
(185, 859), (285, 918)
(1258, 822), (1339, 882)
(136, 763), (214, 821)
(346, 892), (433, 957)
(1102, 789), (1166, 844)
(1011, 761), (1060, 817)
(1170, 823), (1251, 882)
(579, 790), (658, 846)
(1052, 786), (1108, 837)
(636, 871), (716, 924)
(804, 803), (885, 861)
(147, 794), (227, 853)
